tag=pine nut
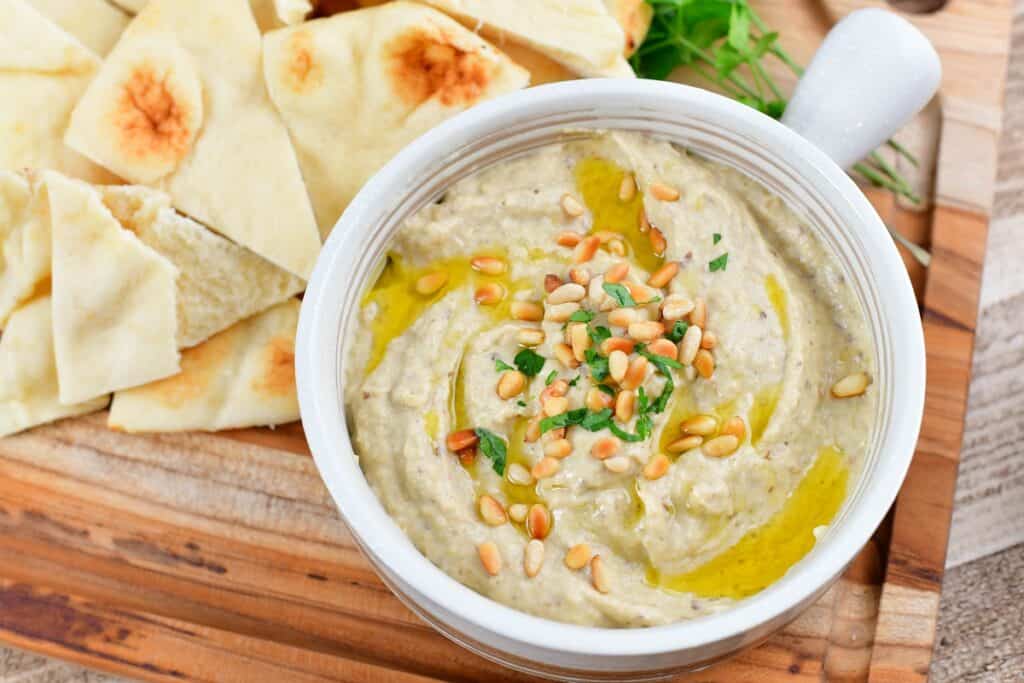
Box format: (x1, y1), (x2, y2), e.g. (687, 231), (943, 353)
(681, 414), (718, 436)
(478, 541), (501, 576)
(457, 448), (477, 466)
(703, 434), (740, 458)
(474, 282), (505, 306)
(531, 456), (559, 479)
(600, 337), (635, 355)
(509, 503), (529, 523)
(478, 495), (507, 526)
(649, 228), (667, 255)
(507, 463), (534, 486)
(662, 294), (694, 321)
(561, 193), (585, 217)
(545, 302), (580, 322)
(415, 271), (448, 295)
(591, 436), (621, 460)
(650, 182), (680, 201)
(556, 231), (582, 247)
(544, 438), (572, 459)
(643, 453), (670, 480)
(647, 338), (678, 361)
(694, 349), (715, 379)
(527, 503), (552, 539)
(628, 321), (664, 342)
(721, 416), (746, 442)
(517, 327), (545, 347)
(607, 239), (626, 257)
(525, 415), (542, 443)
(608, 350), (629, 382)
(608, 307), (638, 328)
(647, 261), (680, 288)
(586, 387), (613, 411)
(700, 330), (718, 349)
(621, 356), (649, 390)
(590, 555), (610, 593)
(593, 230), (618, 244)
(604, 456), (631, 473)
(569, 322), (591, 361)
(565, 543), (592, 570)
(831, 372), (871, 398)
(471, 256), (506, 275)
(524, 539), (544, 578)
(619, 174), (636, 201)
(548, 282), (586, 305)
(544, 379), (569, 398)
(446, 429), (478, 452)
(690, 298), (707, 328)
(547, 342), (575, 369)
(569, 267), (591, 286)
(679, 324), (703, 364)
(605, 262), (630, 284)
(667, 435), (703, 453)
(615, 390), (635, 422)
(544, 274), (563, 293)
(574, 235), (601, 263)
(547, 427), (566, 440)
(497, 371), (526, 399)
(542, 395), (569, 417)
(511, 301), (544, 322)
(626, 282), (655, 304)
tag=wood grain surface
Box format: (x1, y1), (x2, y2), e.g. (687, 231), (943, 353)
(1, 1), (1019, 681)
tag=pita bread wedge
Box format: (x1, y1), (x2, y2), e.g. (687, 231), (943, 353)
(0, 0), (116, 183)
(417, 0), (633, 78)
(0, 170), (52, 327)
(100, 184), (306, 348)
(0, 296), (108, 437)
(65, 0), (321, 279)
(27, 0), (131, 56)
(110, 0), (311, 33)
(603, 0), (653, 57)
(46, 172), (180, 404)
(263, 2), (529, 238)
(108, 299), (300, 432)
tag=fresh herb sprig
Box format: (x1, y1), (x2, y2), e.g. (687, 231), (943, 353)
(630, 0), (920, 203)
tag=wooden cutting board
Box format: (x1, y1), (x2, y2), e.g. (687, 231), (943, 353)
(0, 1), (1010, 681)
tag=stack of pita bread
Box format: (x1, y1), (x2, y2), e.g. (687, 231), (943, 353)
(0, 0), (651, 438)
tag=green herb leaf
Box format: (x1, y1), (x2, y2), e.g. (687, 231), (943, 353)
(636, 344), (685, 371)
(517, 400), (527, 407)
(636, 414), (654, 440)
(584, 348), (610, 382)
(581, 408), (613, 431)
(514, 349), (546, 377)
(568, 309), (595, 323)
(666, 320), (689, 343)
(713, 232), (722, 245)
(608, 422), (647, 443)
(568, 375), (581, 387)
(637, 386), (650, 415)
(602, 282), (637, 308)
(588, 325), (612, 345)
(495, 359), (515, 372)
(545, 370), (557, 386)
(596, 383), (616, 397)
(539, 408), (588, 434)
(709, 253), (729, 272)
(727, 2), (751, 52)
(474, 428), (507, 475)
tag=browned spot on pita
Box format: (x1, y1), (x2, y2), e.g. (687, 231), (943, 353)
(284, 30), (324, 93)
(253, 336), (295, 396)
(388, 27), (495, 107)
(112, 63), (195, 169)
(142, 326), (238, 408)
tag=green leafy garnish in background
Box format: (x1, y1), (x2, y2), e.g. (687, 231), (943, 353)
(631, 0), (920, 203)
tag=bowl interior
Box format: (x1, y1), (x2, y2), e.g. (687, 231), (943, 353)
(297, 80), (924, 660)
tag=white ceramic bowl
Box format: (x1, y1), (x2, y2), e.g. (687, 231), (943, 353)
(297, 11), (932, 680)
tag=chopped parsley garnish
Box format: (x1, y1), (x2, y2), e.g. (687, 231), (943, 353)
(581, 408), (613, 431)
(568, 375), (581, 387)
(545, 370), (557, 386)
(588, 325), (612, 345)
(602, 282), (637, 307)
(474, 428), (507, 475)
(568, 309), (595, 323)
(539, 408), (588, 434)
(666, 320), (689, 343)
(584, 348), (609, 381)
(517, 400), (527, 407)
(495, 359), (515, 372)
(596, 383), (616, 397)
(514, 348), (546, 377)
(709, 253), (729, 272)
(713, 232), (722, 245)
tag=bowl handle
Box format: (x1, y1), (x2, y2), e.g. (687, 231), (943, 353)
(780, 8), (941, 170)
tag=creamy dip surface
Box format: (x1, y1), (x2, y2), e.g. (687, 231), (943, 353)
(345, 132), (876, 627)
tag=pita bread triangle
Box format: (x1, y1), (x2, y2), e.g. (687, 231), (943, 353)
(0, 0), (116, 183)
(26, 0), (131, 56)
(109, 299), (301, 432)
(0, 170), (52, 328)
(46, 172), (181, 405)
(65, 0), (321, 279)
(262, 1), (529, 238)
(0, 295), (108, 437)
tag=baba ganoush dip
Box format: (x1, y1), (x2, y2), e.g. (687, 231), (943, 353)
(345, 132), (876, 627)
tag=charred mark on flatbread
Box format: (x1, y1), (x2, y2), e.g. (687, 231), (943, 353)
(253, 336), (296, 396)
(284, 29), (324, 93)
(388, 27), (495, 107)
(112, 62), (195, 169)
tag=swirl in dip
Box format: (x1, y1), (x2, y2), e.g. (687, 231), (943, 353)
(345, 132), (875, 627)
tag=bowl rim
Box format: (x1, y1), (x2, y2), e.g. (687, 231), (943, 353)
(296, 78), (925, 659)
